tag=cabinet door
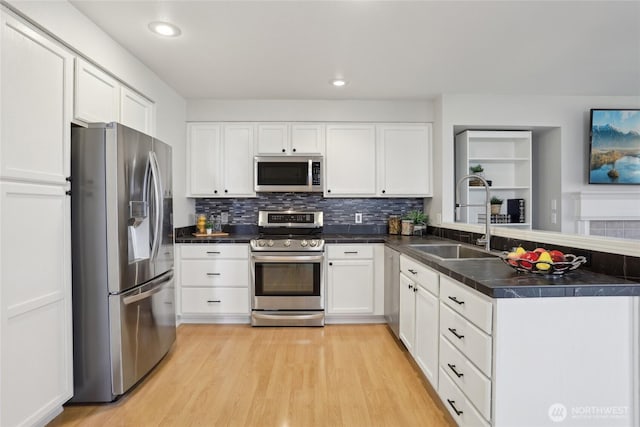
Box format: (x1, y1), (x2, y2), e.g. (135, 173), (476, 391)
(222, 124), (255, 197)
(1, 182), (72, 427)
(291, 123), (324, 155)
(120, 86), (155, 136)
(187, 124), (222, 196)
(256, 123), (288, 154)
(1, 14), (73, 184)
(377, 124), (432, 196)
(414, 286), (439, 386)
(74, 58), (119, 124)
(326, 259), (374, 314)
(325, 124), (376, 196)
(399, 274), (415, 352)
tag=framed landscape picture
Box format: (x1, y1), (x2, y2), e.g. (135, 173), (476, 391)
(589, 109), (640, 184)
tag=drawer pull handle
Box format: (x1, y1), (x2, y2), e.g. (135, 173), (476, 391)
(206, 300), (221, 303)
(206, 251), (221, 254)
(206, 273), (221, 276)
(407, 269), (417, 275)
(344, 251), (359, 254)
(408, 284), (413, 290)
(448, 328), (464, 340)
(447, 399), (464, 416)
(447, 363), (464, 378)
(448, 296), (465, 305)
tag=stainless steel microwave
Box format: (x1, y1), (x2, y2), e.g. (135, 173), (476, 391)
(254, 156), (322, 192)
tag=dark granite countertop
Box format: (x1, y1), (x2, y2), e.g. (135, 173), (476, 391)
(174, 229), (640, 298)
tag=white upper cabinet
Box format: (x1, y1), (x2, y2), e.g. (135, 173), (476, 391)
(257, 123), (324, 155)
(1, 13), (73, 184)
(73, 58), (155, 136)
(120, 86), (155, 136)
(325, 124), (377, 196)
(187, 123), (256, 197)
(74, 58), (119, 124)
(377, 124), (432, 197)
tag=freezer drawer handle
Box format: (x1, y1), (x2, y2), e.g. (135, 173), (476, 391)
(447, 363), (464, 378)
(448, 328), (465, 340)
(447, 399), (464, 416)
(207, 300), (222, 303)
(122, 272), (173, 305)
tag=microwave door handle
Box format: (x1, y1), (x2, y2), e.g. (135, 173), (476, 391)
(308, 159), (313, 190)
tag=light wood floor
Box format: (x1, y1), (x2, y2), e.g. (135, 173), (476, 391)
(49, 324), (454, 427)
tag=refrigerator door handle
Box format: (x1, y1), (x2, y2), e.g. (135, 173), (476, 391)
(122, 271), (173, 305)
(148, 152), (163, 261)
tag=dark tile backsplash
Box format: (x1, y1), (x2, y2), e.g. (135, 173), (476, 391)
(429, 226), (640, 282)
(195, 193), (424, 226)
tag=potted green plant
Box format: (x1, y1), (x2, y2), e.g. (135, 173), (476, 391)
(205, 220), (214, 234)
(490, 196), (503, 215)
(402, 210), (429, 235)
(469, 164), (485, 186)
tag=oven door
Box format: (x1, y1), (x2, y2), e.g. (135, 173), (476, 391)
(251, 252), (324, 310)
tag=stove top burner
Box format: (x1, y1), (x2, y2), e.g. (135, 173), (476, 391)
(252, 210), (324, 252)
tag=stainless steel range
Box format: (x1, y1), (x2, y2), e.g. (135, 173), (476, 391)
(250, 211), (325, 326)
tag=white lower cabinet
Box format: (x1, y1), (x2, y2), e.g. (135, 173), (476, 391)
(399, 255), (439, 386)
(177, 244), (250, 323)
(325, 244), (384, 320)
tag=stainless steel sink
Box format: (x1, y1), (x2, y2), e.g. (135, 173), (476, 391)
(408, 244), (497, 260)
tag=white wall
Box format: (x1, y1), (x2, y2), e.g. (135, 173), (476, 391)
(8, 0), (191, 227)
(187, 99), (434, 123)
(532, 128), (562, 232)
(433, 94), (640, 234)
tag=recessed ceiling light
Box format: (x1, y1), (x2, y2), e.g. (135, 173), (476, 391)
(332, 79), (347, 87)
(148, 21), (181, 37)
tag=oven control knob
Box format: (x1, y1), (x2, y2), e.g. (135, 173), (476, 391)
(258, 240), (266, 247)
(284, 239), (291, 247)
(267, 240), (274, 247)
(310, 240), (318, 247)
(301, 240), (308, 247)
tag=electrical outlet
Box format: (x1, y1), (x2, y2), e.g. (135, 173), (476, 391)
(220, 212), (229, 224)
(355, 213), (363, 224)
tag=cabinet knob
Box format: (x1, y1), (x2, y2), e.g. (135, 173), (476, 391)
(292, 148), (296, 152)
(408, 284), (413, 290)
(224, 189), (228, 193)
(282, 148), (286, 152)
(327, 189), (331, 193)
(413, 286), (418, 293)
(382, 190), (386, 194)
(329, 262), (333, 266)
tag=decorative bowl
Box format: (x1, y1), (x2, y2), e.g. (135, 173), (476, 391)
(499, 252), (587, 276)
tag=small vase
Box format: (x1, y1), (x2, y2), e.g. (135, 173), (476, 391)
(206, 228), (213, 235)
(491, 204), (501, 215)
(401, 220), (414, 236)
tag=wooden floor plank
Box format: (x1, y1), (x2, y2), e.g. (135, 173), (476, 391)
(48, 324), (454, 427)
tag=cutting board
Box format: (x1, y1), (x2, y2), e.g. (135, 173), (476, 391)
(192, 232), (230, 237)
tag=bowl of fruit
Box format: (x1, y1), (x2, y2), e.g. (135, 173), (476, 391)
(500, 247), (586, 276)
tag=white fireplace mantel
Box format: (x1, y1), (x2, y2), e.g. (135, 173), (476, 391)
(573, 191), (640, 235)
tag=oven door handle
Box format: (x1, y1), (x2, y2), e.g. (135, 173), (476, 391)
(252, 254), (324, 263)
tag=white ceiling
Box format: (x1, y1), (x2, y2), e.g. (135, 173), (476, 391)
(69, 1), (640, 100)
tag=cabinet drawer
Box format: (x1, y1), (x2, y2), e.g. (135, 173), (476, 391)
(438, 367), (490, 427)
(326, 244), (373, 259)
(181, 259), (249, 287)
(440, 336), (491, 420)
(400, 255), (439, 296)
(440, 304), (492, 377)
(182, 287), (249, 314)
(180, 244), (248, 259)
(440, 275), (492, 334)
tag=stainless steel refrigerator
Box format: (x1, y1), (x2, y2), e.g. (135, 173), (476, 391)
(70, 122), (176, 403)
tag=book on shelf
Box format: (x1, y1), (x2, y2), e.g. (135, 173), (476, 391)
(507, 198), (525, 223)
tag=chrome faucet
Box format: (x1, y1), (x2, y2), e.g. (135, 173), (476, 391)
(455, 174), (492, 252)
